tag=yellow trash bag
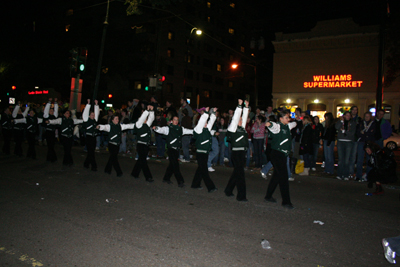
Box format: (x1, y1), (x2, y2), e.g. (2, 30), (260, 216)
(295, 160), (304, 174)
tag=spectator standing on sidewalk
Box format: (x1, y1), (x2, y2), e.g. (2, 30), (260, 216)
(311, 116), (324, 171)
(374, 109), (392, 148)
(180, 108), (193, 162)
(355, 111), (375, 181)
(251, 115), (266, 170)
(335, 111), (357, 180)
(1, 107), (13, 155)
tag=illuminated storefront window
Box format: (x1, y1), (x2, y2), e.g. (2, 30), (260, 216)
(336, 106), (352, 117)
(280, 104), (298, 118)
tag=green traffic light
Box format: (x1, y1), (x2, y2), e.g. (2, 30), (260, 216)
(101, 100), (105, 103)
(79, 64), (85, 71)
(145, 86), (149, 91)
(7, 92), (9, 96)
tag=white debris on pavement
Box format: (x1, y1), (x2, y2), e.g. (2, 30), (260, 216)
(313, 220), (325, 225)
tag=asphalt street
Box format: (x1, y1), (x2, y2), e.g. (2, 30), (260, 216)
(1, 143), (399, 266)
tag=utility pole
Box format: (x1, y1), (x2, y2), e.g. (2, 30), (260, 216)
(376, 1), (389, 111)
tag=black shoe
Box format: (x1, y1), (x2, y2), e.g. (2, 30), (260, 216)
(84, 165), (90, 169)
(163, 180), (173, 185)
(237, 198), (248, 202)
(178, 183), (185, 188)
(131, 174), (139, 179)
(146, 178), (154, 183)
(91, 168), (97, 172)
(117, 173), (123, 177)
(208, 188), (218, 193)
(282, 203), (295, 210)
(105, 170), (111, 175)
(191, 186), (203, 190)
(264, 197), (277, 203)
(225, 192), (234, 197)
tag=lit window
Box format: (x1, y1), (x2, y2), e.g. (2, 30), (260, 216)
(216, 64), (222, 72)
(135, 82), (142, 90)
(230, 2), (235, 8)
(66, 9), (73, 16)
(240, 46), (245, 53)
(168, 31), (173, 40)
(203, 91), (210, 98)
(207, 16), (211, 23)
(167, 48), (174, 58)
(207, 2), (211, 8)
(228, 81), (234, 88)
(65, 25), (70, 32)
(228, 28), (234, 35)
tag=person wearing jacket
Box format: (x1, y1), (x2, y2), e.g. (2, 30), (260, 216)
(335, 111), (357, 180)
(216, 117), (228, 166)
(154, 111), (167, 158)
(153, 115), (193, 187)
(46, 109), (83, 166)
(298, 115), (314, 176)
(374, 109), (392, 148)
(311, 116), (324, 171)
(82, 99), (99, 171)
(322, 112), (336, 175)
(264, 110), (297, 209)
(131, 105), (155, 182)
(13, 106), (43, 159)
(355, 112), (375, 181)
(1, 107), (13, 155)
(43, 98), (59, 162)
(364, 141), (397, 195)
(12, 103), (29, 157)
(191, 107), (218, 192)
(97, 115), (136, 177)
(224, 99), (249, 202)
(251, 115), (266, 170)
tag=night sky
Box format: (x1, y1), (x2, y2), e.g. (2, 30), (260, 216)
(0, 0), (398, 103)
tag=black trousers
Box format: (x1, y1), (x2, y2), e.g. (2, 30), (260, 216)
(266, 149), (292, 205)
(163, 148), (184, 184)
(84, 135), (97, 169)
(45, 130), (57, 162)
(225, 150), (246, 200)
(61, 136), (74, 166)
(26, 131), (36, 159)
(131, 143), (152, 179)
(192, 152), (216, 190)
(105, 143), (122, 175)
(14, 129), (24, 157)
(2, 129), (11, 155)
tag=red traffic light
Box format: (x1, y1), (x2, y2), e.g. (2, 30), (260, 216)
(108, 94), (112, 98)
(158, 76), (165, 82)
(11, 85), (16, 90)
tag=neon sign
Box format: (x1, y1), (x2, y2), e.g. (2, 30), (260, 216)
(28, 90), (49, 95)
(304, 75), (363, 88)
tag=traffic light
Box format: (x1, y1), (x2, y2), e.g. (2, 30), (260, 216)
(156, 74), (165, 90)
(11, 85), (16, 90)
(78, 47), (87, 74)
(145, 86), (149, 91)
(108, 94), (112, 98)
(69, 48), (78, 76)
(101, 100), (105, 103)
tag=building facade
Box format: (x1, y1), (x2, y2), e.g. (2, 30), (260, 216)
(272, 18), (400, 127)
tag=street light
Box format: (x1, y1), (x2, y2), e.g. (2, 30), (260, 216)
(231, 62), (258, 107)
(183, 27), (202, 98)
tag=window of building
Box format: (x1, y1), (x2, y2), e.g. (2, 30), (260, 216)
(65, 25), (70, 32)
(185, 54), (192, 63)
(240, 46), (245, 53)
(215, 77), (223, 86)
(207, 2), (211, 8)
(66, 9), (73, 16)
(197, 56), (201, 65)
(203, 58), (213, 68)
(166, 83), (173, 93)
(134, 82), (142, 90)
(228, 81), (234, 88)
(229, 54), (234, 61)
(207, 16), (211, 23)
(216, 64), (222, 72)
(186, 70), (194, 80)
(167, 48), (174, 58)
(228, 28), (235, 35)
(215, 91), (224, 100)
(167, 65), (174, 75)
(230, 2), (235, 8)
(168, 31), (174, 40)
(203, 90), (210, 98)
(203, 74), (212, 83)
(196, 72), (200, 80)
